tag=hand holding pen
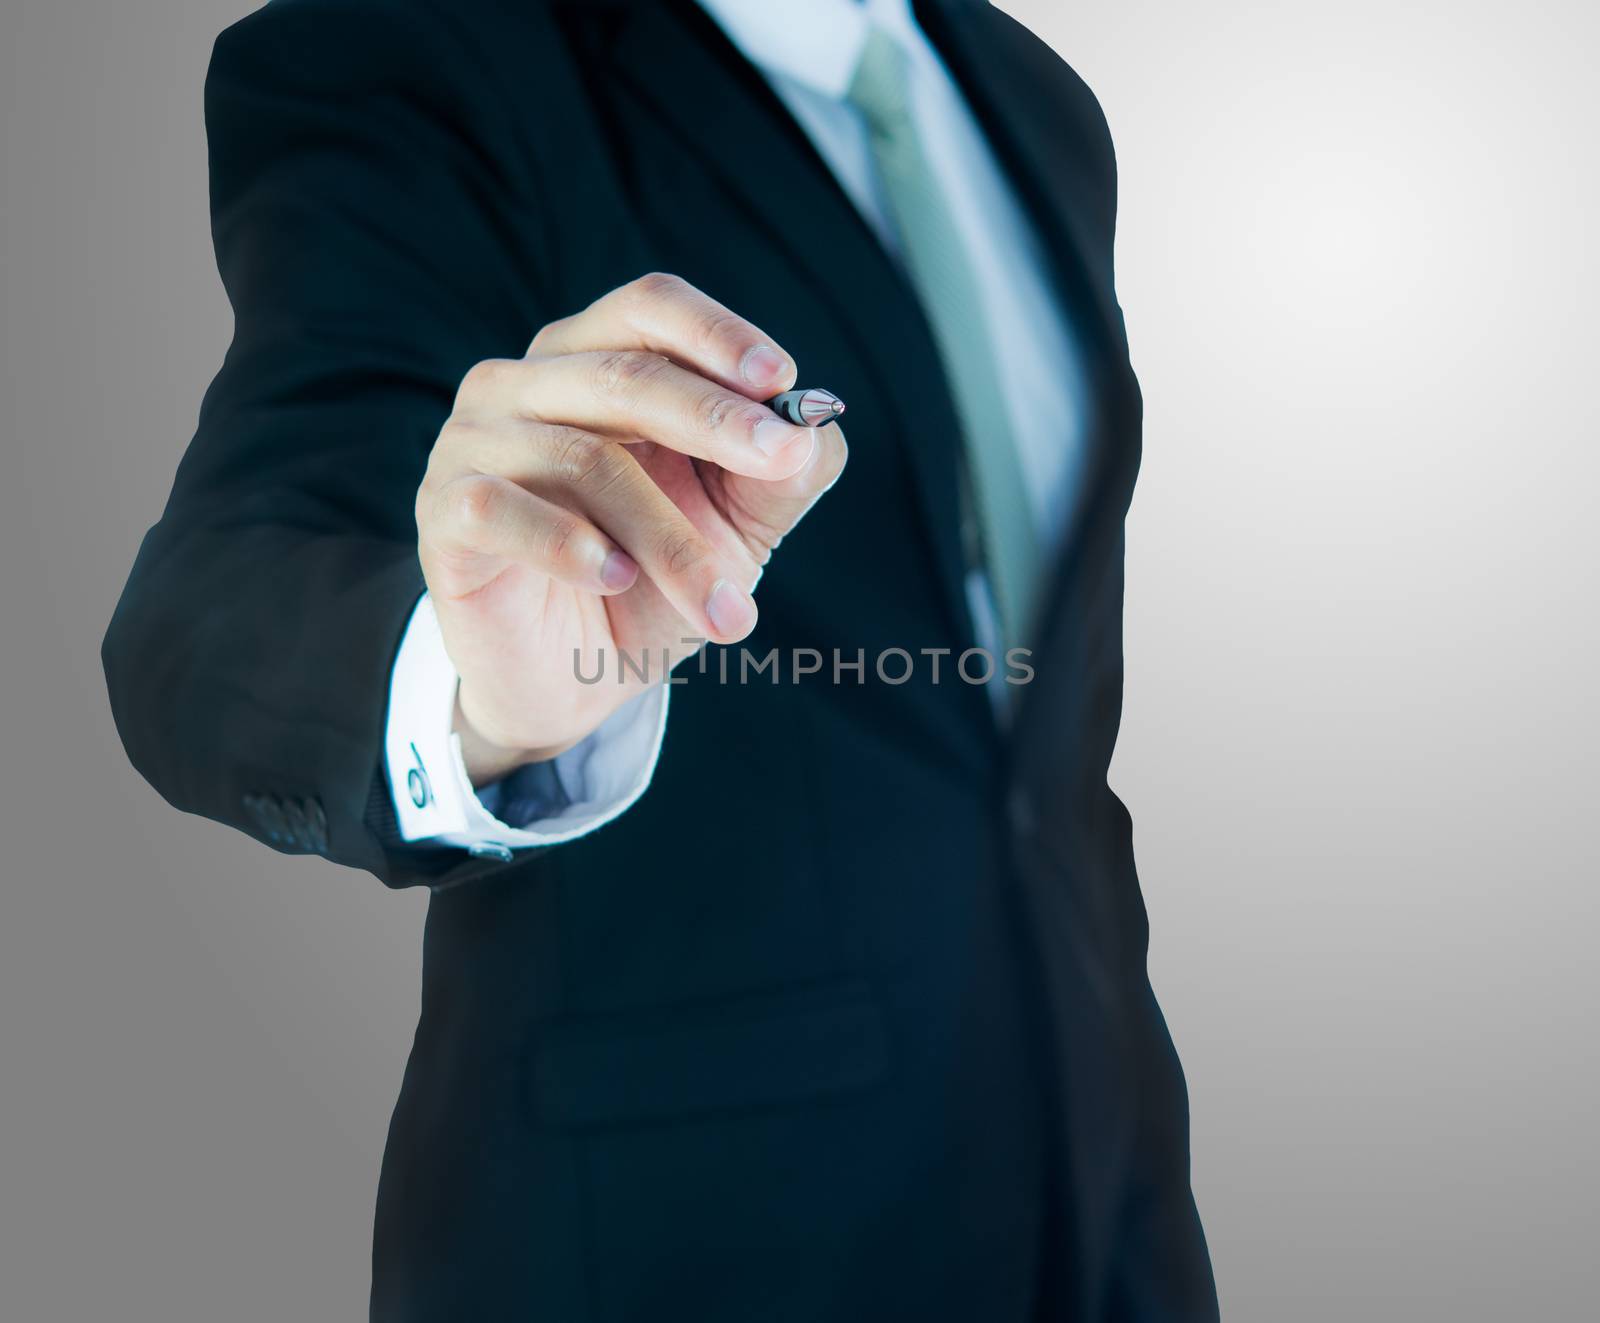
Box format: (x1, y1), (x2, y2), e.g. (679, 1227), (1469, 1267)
(414, 273), (848, 784)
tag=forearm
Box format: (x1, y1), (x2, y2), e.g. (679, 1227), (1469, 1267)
(103, 518), (426, 880)
(101, 0), (557, 887)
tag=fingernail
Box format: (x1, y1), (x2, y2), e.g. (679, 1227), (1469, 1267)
(752, 418), (809, 457)
(706, 578), (757, 638)
(599, 549), (639, 591)
(740, 344), (788, 387)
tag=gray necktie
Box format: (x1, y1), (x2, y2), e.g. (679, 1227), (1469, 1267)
(847, 25), (1041, 648)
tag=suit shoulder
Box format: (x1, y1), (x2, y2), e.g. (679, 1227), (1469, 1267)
(223, 0), (556, 30)
(212, 0), (562, 88)
(980, 6), (1117, 167)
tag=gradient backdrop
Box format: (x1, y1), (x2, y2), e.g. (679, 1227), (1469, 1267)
(2, 1), (1596, 1318)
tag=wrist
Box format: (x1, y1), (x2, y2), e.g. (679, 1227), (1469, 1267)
(453, 691), (577, 787)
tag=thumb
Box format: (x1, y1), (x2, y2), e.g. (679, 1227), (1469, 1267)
(718, 422), (849, 560)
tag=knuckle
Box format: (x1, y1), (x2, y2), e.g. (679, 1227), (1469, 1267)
(627, 271), (686, 307)
(655, 525), (710, 579)
(586, 442), (633, 496)
(549, 430), (617, 488)
(433, 416), (479, 456)
(735, 502), (786, 550)
(593, 348), (662, 399)
(526, 317), (569, 356)
(450, 474), (502, 538)
(695, 387), (750, 434)
(692, 307), (746, 355)
(543, 513), (587, 569)
(459, 357), (517, 402)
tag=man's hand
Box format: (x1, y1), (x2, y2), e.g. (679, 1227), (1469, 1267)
(416, 273), (848, 784)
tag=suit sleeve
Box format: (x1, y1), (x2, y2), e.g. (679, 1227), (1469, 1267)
(102, 0), (556, 890)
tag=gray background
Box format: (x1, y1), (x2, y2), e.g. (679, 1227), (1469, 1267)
(2, 0), (1595, 1318)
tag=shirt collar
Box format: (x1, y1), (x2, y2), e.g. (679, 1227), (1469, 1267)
(696, 0), (918, 101)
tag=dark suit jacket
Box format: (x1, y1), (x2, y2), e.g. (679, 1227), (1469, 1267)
(103, 1), (1218, 1318)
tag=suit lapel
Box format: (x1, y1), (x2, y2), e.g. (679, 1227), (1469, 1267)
(601, 0), (982, 653)
(916, 0), (1146, 731)
(914, 1), (1131, 366)
(578, 1), (1143, 714)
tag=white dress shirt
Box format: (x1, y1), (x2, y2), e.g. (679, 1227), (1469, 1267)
(383, 0), (1094, 854)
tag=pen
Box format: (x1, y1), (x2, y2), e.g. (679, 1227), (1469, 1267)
(767, 387), (846, 427)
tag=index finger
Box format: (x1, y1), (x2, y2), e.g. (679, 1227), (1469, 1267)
(527, 272), (798, 400)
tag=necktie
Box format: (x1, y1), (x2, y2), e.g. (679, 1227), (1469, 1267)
(847, 25), (1041, 648)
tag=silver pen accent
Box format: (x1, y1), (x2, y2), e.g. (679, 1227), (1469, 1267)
(766, 387), (847, 427)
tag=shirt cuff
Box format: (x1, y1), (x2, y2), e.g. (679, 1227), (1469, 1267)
(383, 594), (670, 850)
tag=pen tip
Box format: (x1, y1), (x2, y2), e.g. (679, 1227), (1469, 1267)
(795, 388), (847, 426)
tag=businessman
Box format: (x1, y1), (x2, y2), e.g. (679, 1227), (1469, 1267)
(104, 0), (1218, 1318)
